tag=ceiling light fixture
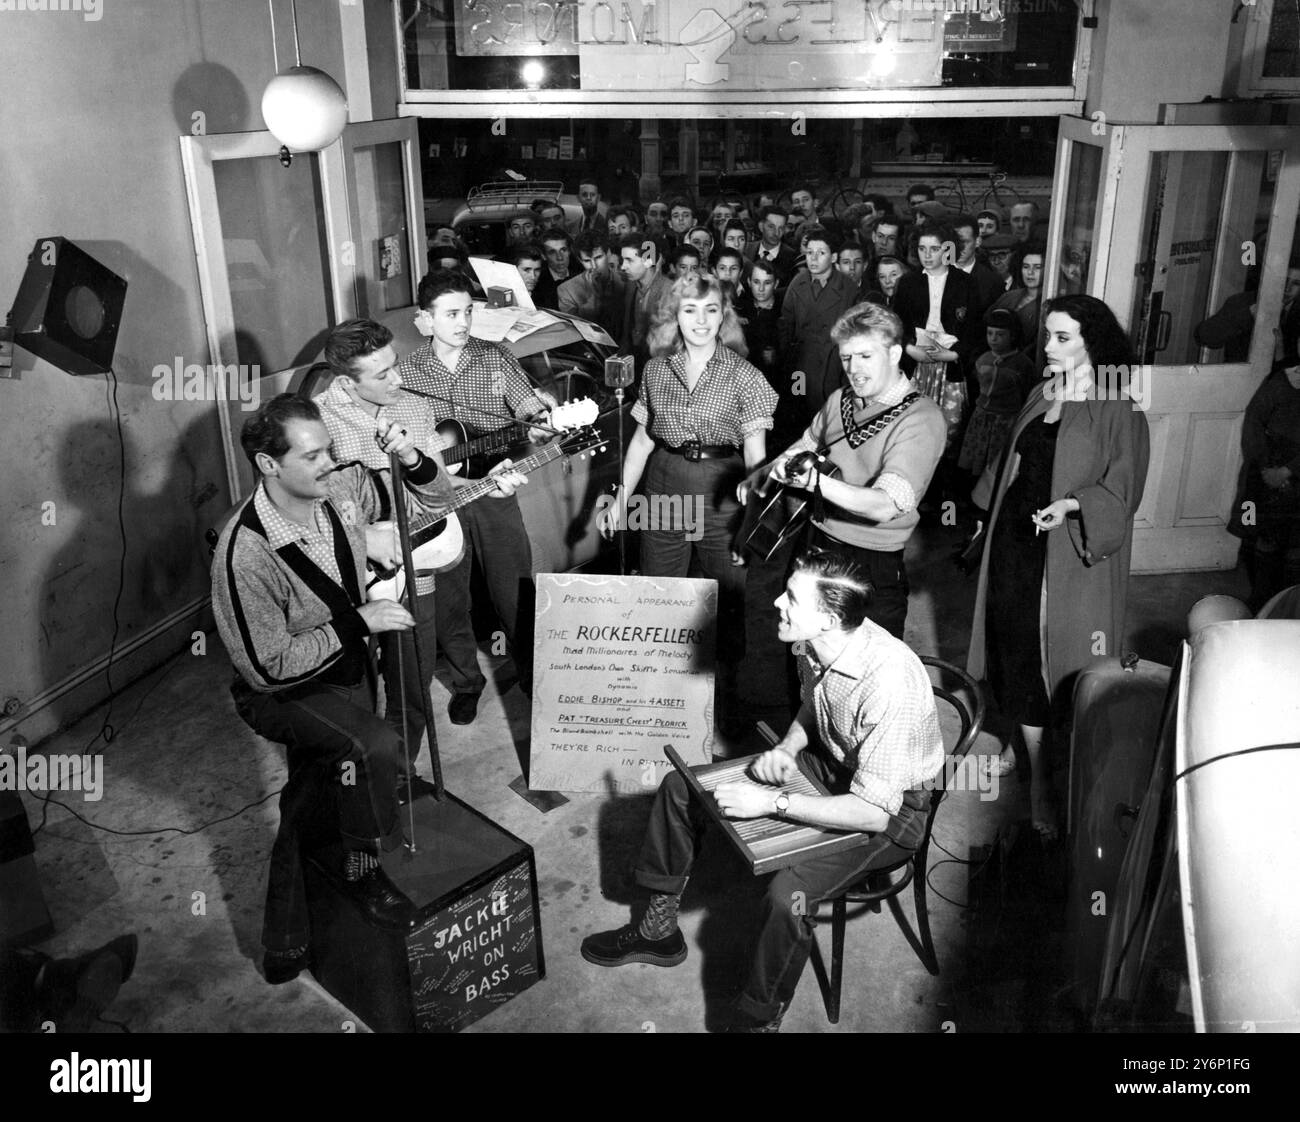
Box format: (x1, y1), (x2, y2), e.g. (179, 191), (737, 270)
(260, 0), (348, 167)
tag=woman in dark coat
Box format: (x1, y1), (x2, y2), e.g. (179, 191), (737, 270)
(1236, 359), (1300, 609)
(968, 295), (1150, 839)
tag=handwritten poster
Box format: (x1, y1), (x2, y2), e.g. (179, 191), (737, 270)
(529, 573), (716, 793)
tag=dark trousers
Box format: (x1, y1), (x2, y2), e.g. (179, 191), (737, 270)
(233, 678), (402, 951)
(633, 749), (918, 1021)
(808, 527), (909, 640)
(737, 535), (800, 723)
(378, 586), (437, 780)
(0, 947), (42, 1031)
(435, 492), (534, 694)
(640, 449), (747, 657)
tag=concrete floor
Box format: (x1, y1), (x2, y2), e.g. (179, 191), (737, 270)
(10, 521), (1249, 1033)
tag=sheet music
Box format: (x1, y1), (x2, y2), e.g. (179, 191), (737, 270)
(471, 304), (524, 342)
(505, 308), (562, 342)
(571, 317), (616, 347)
(915, 328), (958, 350)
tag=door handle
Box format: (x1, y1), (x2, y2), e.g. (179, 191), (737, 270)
(1153, 310), (1172, 353)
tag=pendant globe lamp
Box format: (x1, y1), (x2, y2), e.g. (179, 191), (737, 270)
(260, 0), (348, 166)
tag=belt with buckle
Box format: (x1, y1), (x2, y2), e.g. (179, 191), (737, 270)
(662, 441), (740, 462)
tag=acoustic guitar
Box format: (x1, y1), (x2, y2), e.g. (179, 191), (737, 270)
(739, 450), (843, 563)
(435, 417), (534, 478)
(367, 399), (603, 600)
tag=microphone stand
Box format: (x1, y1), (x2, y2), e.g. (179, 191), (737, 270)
(389, 451), (444, 856)
(604, 355), (635, 576)
(615, 385), (627, 575)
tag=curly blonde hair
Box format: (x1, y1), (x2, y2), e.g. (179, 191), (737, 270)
(647, 273), (749, 359)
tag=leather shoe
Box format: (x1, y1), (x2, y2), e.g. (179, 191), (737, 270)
(344, 865), (413, 929)
(38, 933), (139, 1031)
(580, 924), (686, 968)
(397, 775), (438, 805)
(448, 692), (480, 725)
(263, 946), (310, 985)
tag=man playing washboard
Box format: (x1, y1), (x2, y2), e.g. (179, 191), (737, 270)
(580, 548), (944, 1032)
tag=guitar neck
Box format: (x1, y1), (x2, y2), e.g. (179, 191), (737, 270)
(441, 423), (528, 465)
(406, 441), (564, 549)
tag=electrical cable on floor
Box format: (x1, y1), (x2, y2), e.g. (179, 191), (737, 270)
(32, 785), (284, 841)
(84, 367), (129, 755)
(31, 630), (202, 838)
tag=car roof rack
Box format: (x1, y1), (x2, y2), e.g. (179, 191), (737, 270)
(464, 180), (564, 211)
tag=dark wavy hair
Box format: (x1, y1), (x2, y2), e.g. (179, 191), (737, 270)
(792, 547), (874, 630)
(647, 273), (747, 359)
(1008, 241), (1046, 289)
(417, 267), (472, 310)
(1041, 294), (1136, 372)
(240, 393), (322, 468)
(324, 318), (394, 379)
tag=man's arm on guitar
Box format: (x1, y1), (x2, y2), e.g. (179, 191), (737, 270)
(736, 419), (819, 505)
(785, 462), (904, 523)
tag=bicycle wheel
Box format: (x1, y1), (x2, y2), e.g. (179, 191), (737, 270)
(827, 186), (865, 219)
(934, 182), (967, 212)
(981, 174), (1023, 213)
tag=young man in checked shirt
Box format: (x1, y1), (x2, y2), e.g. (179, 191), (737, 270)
(313, 319), (524, 796)
(580, 548), (944, 1031)
(396, 269), (555, 723)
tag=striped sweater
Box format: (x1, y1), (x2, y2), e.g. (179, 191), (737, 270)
(211, 461), (451, 693)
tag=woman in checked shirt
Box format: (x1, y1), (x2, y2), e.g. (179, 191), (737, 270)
(601, 274), (777, 652)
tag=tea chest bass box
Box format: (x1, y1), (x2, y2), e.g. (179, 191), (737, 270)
(305, 792), (544, 1032)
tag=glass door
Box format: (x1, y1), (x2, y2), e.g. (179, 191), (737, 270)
(1045, 118), (1300, 573)
(181, 119), (426, 501)
(341, 119), (425, 319)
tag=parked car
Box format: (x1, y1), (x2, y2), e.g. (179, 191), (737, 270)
(425, 179), (583, 259)
(1064, 597), (1300, 1032)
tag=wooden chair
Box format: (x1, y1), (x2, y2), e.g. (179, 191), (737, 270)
(810, 655), (985, 1024)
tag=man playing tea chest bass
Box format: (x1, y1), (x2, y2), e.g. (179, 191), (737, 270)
(740, 303), (946, 639)
(212, 393), (453, 983)
(397, 269), (555, 724)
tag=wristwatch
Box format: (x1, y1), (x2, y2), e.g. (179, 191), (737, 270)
(774, 792), (791, 817)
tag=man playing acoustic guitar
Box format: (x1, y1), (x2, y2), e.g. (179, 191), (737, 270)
(739, 303), (946, 641)
(314, 319), (526, 797)
(397, 269), (556, 723)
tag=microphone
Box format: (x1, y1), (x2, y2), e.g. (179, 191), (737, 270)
(604, 354), (635, 389)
